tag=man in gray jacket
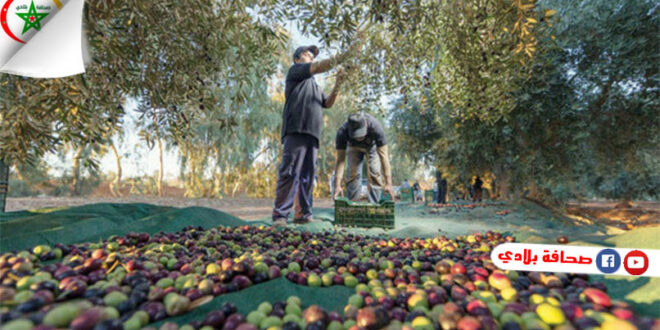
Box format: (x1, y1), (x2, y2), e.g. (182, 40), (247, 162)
(333, 113), (394, 202)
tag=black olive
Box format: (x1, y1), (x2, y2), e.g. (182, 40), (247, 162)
(305, 320), (325, 330)
(16, 298), (44, 313)
(93, 319), (123, 330)
(220, 302), (237, 317)
(283, 321), (302, 330)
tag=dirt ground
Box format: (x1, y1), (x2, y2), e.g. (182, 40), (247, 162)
(565, 200), (659, 228)
(5, 196), (334, 220)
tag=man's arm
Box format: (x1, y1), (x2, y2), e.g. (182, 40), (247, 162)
(310, 38), (362, 75)
(323, 70), (344, 108)
(333, 149), (347, 198)
(376, 145), (394, 196)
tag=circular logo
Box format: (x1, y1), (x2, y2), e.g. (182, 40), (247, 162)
(624, 250), (649, 276)
(595, 249), (621, 274)
(2, 0), (61, 44)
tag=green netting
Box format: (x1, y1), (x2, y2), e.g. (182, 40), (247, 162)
(1, 202), (658, 321)
(0, 203), (268, 252)
(151, 277), (353, 328)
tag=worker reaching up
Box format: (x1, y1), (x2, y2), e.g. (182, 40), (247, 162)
(272, 40), (361, 226)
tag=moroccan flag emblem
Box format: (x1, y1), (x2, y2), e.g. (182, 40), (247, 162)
(1, 0), (85, 77)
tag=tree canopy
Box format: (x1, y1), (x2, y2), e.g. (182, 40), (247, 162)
(1, 0), (657, 202)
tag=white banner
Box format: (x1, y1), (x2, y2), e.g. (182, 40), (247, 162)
(1, 0), (85, 77)
(491, 243), (659, 277)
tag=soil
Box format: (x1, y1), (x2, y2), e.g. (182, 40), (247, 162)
(565, 200), (659, 229)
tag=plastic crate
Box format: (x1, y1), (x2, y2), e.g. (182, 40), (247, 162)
(399, 188), (414, 203)
(334, 198), (395, 229)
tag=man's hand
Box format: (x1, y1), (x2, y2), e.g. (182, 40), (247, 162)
(384, 184), (395, 199)
(334, 68), (345, 86)
(323, 68), (344, 108)
(334, 186), (344, 200)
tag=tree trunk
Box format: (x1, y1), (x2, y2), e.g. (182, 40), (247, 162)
(526, 180), (539, 200)
(154, 116), (163, 197)
(157, 136), (163, 197)
(184, 145), (197, 198)
(494, 164), (511, 200)
(71, 145), (84, 196)
(129, 178), (137, 195)
(13, 164), (23, 181)
(569, 180), (586, 202)
(213, 170), (221, 198)
(231, 172), (242, 197)
(109, 143), (122, 197)
(524, 180), (565, 211)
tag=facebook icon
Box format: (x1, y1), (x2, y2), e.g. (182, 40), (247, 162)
(602, 255), (615, 268)
(596, 249), (621, 274)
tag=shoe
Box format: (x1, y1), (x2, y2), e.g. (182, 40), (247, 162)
(293, 217), (321, 224)
(273, 217), (288, 227)
(293, 217), (310, 224)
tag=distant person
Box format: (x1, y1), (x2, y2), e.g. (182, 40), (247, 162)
(399, 179), (411, 201)
(272, 41), (357, 226)
(412, 181), (422, 201)
(436, 171), (447, 204)
(473, 175), (483, 202)
(333, 112), (394, 203)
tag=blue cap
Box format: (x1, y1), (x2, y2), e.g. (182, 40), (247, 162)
(293, 45), (319, 61)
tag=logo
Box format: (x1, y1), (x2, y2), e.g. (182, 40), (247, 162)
(595, 249), (620, 274)
(1, 0), (63, 44)
(624, 250), (649, 276)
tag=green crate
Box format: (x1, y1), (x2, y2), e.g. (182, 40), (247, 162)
(334, 198), (395, 229)
(399, 188), (414, 203)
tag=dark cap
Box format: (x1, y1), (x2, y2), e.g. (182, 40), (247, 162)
(293, 45), (319, 61)
(348, 113), (367, 139)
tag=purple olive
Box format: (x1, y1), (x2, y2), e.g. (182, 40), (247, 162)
(59, 278), (87, 299)
(388, 307), (406, 322)
(236, 323), (258, 330)
(222, 314), (246, 330)
(33, 290), (55, 304)
(232, 275), (252, 289)
(140, 301), (166, 321)
(55, 269), (78, 280)
(202, 310), (225, 327)
(185, 289), (204, 301)
(70, 307), (106, 330)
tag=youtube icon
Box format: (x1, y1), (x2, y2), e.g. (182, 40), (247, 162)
(624, 250), (649, 276)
